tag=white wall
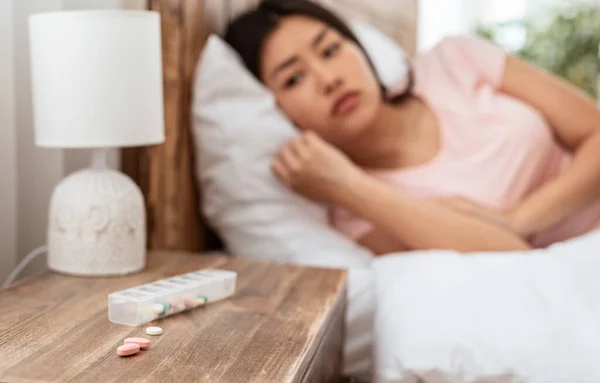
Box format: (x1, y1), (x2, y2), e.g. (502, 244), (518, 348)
(417, 0), (527, 52)
(14, 0), (66, 281)
(417, 0), (481, 52)
(0, 0), (18, 284)
(1, 0), (145, 285)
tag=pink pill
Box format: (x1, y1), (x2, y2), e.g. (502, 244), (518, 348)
(124, 337), (151, 349)
(117, 343), (140, 356)
(183, 297), (197, 308)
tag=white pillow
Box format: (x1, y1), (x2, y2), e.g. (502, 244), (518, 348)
(350, 20), (409, 88)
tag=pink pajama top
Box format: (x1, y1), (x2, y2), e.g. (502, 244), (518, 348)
(331, 35), (600, 248)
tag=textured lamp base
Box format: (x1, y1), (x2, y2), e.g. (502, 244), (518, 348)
(47, 166), (146, 276)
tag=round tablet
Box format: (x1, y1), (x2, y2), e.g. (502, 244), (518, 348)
(146, 326), (163, 336)
(124, 337), (150, 349)
(117, 343), (140, 356)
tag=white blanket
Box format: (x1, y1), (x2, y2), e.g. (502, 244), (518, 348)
(372, 230), (600, 383)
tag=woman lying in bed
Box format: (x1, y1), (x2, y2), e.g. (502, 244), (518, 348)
(224, 0), (600, 255)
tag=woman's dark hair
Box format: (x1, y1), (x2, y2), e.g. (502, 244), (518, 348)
(224, 0), (413, 103)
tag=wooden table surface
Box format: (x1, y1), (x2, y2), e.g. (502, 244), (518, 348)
(0, 251), (347, 382)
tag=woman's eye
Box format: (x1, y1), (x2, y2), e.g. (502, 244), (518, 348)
(323, 43), (341, 58)
(284, 72), (304, 88)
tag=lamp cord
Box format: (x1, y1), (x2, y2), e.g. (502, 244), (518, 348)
(2, 245), (48, 289)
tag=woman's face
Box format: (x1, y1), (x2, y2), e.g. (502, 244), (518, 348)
(260, 15), (383, 147)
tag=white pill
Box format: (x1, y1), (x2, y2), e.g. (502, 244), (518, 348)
(146, 326), (163, 336)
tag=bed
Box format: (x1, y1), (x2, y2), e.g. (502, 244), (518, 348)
(121, 0), (419, 253)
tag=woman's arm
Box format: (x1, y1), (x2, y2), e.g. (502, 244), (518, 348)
(343, 174), (530, 253)
(501, 56), (600, 235)
(272, 132), (530, 253)
(358, 229), (410, 255)
(356, 193), (530, 255)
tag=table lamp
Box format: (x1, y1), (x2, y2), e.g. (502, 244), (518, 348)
(28, 10), (165, 276)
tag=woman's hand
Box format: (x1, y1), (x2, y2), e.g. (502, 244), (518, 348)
(272, 131), (362, 205)
(434, 196), (532, 238)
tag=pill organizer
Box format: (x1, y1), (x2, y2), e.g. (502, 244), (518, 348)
(108, 268), (237, 326)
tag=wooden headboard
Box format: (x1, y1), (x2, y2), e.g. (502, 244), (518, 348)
(122, 0), (418, 252)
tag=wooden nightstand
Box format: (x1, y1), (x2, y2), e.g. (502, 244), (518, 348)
(0, 251), (347, 382)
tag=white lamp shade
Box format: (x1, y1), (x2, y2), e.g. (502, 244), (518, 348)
(28, 10), (165, 148)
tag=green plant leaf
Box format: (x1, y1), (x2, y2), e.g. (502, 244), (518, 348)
(475, 4), (600, 99)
